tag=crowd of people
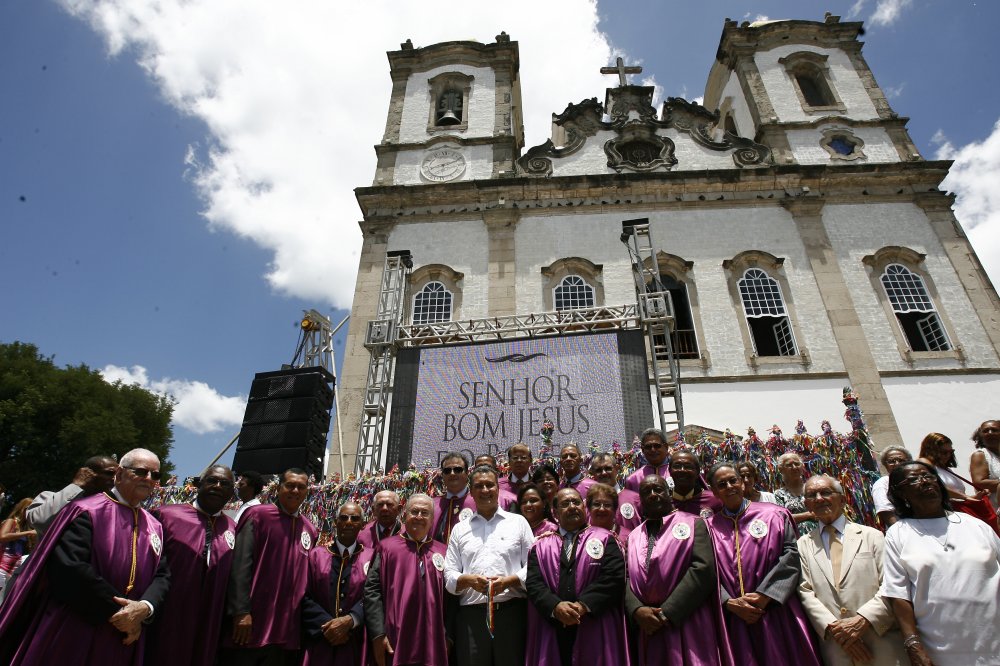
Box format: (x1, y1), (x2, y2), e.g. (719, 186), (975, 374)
(1, 422), (1000, 665)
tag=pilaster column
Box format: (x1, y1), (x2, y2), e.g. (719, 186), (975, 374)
(484, 209), (519, 316)
(785, 198), (904, 448)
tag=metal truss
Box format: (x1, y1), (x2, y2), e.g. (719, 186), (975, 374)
(396, 304), (640, 346)
(354, 251), (412, 474)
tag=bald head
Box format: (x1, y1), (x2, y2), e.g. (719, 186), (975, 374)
(372, 490), (402, 528)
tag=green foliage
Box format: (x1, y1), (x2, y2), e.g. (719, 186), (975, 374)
(0, 341), (174, 499)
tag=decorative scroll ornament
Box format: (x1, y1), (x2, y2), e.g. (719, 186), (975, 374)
(604, 123), (677, 173)
(516, 98), (604, 176)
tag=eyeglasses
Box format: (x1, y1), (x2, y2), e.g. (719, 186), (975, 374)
(714, 477), (742, 488)
(337, 515), (364, 522)
(590, 466), (615, 475)
(804, 489), (838, 500)
(124, 467), (161, 481)
(898, 473), (939, 488)
(441, 466), (466, 476)
(407, 508), (432, 518)
(201, 477), (235, 488)
(589, 501), (615, 510)
(510, 455), (531, 462)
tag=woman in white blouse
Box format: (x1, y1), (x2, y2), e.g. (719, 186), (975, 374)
(970, 420), (1000, 506)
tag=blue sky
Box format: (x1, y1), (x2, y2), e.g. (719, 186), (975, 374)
(2, 0), (998, 478)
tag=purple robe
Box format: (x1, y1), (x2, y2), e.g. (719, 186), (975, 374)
(432, 493), (476, 544)
(674, 490), (723, 521)
(498, 475), (529, 497)
(707, 502), (821, 666)
(356, 520), (403, 549)
(0, 492), (163, 666)
(527, 526), (630, 665)
(301, 543), (374, 666)
(146, 504), (236, 666)
(561, 474), (586, 491)
(499, 487), (518, 511)
(223, 504), (318, 650)
(627, 514), (733, 666)
(532, 519), (559, 538)
(576, 480), (643, 542)
(624, 464), (671, 493)
(375, 535), (448, 666)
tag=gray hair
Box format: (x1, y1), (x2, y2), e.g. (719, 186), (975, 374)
(119, 448), (159, 468)
(879, 446), (912, 467)
(776, 452), (802, 468)
(374, 489), (401, 502)
(804, 474), (844, 495)
(641, 427), (666, 444)
(405, 493), (434, 515)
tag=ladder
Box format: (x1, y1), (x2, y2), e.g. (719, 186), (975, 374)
(621, 218), (683, 433)
(354, 250), (412, 473)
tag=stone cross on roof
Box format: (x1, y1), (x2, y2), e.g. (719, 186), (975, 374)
(600, 57), (643, 86)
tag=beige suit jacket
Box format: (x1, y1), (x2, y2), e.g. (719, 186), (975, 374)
(797, 521), (907, 666)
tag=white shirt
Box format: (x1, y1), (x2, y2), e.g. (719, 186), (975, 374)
(444, 507), (534, 606)
(881, 514), (1000, 665)
(234, 498), (261, 523)
(818, 515), (847, 557)
(871, 476), (893, 514)
(758, 491), (778, 505)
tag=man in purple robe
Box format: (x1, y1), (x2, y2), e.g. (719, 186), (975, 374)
(624, 428), (672, 492)
(706, 463), (821, 666)
(670, 450), (723, 520)
(363, 493), (448, 666)
(498, 444), (533, 496)
(145, 465), (237, 666)
(578, 453), (643, 537)
(0, 447), (170, 665)
(302, 501), (374, 666)
(434, 452), (476, 544)
(625, 475), (732, 666)
(357, 490), (403, 548)
(223, 467), (317, 666)
(559, 444), (586, 490)
(526, 487), (627, 666)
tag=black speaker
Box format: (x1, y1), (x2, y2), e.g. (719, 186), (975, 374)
(233, 366), (334, 479)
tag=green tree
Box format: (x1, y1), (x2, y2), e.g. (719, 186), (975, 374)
(0, 341), (174, 500)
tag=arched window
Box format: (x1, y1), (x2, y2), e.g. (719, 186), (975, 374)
(427, 72), (473, 133)
(738, 268), (797, 356)
(412, 281), (453, 325)
(553, 275), (595, 311)
(779, 52), (845, 113)
(880, 264), (950, 351)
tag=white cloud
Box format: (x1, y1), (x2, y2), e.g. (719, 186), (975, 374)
(847, 0), (868, 19)
(883, 82), (905, 99)
(933, 120), (1000, 288)
(869, 0), (913, 27)
(101, 364), (246, 435)
(57, 0), (623, 309)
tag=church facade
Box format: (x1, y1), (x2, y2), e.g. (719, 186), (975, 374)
(335, 15), (1000, 474)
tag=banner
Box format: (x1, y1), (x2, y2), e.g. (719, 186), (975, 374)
(388, 331), (651, 467)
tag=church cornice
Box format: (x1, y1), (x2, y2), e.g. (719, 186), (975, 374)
(354, 160), (954, 221)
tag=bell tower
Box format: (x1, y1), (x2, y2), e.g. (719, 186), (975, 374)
(373, 32), (524, 186)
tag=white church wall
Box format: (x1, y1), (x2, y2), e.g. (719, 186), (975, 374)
(883, 374), (1000, 473)
(678, 377), (854, 441)
(823, 202), (998, 370)
(398, 63), (497, 143)
(718, 71), (756, 138)
(786, 125), (901, 164)
(387, 218), (490, 319)
(392, 143), (494, 185)
(514, 205), (844, 377)
(755, 44), (879, 123)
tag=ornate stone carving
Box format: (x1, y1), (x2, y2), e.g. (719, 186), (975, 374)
(604, 124), (677, 172)
(516, 85), (772, 177)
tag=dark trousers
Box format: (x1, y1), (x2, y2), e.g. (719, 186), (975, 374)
(454, 598), (527, 666)
(220, 646), (299, 666)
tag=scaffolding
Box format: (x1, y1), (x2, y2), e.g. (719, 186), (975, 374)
(620, 218), (684, 433)
(354, 250), (412, 473)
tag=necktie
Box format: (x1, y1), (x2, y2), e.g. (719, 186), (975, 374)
(645, 523), (660, 570)
(562, 531), (577, 567)
(825, 524), (843, 587)
(442, 497), (458, 543)
(203, 515), (214, 566)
